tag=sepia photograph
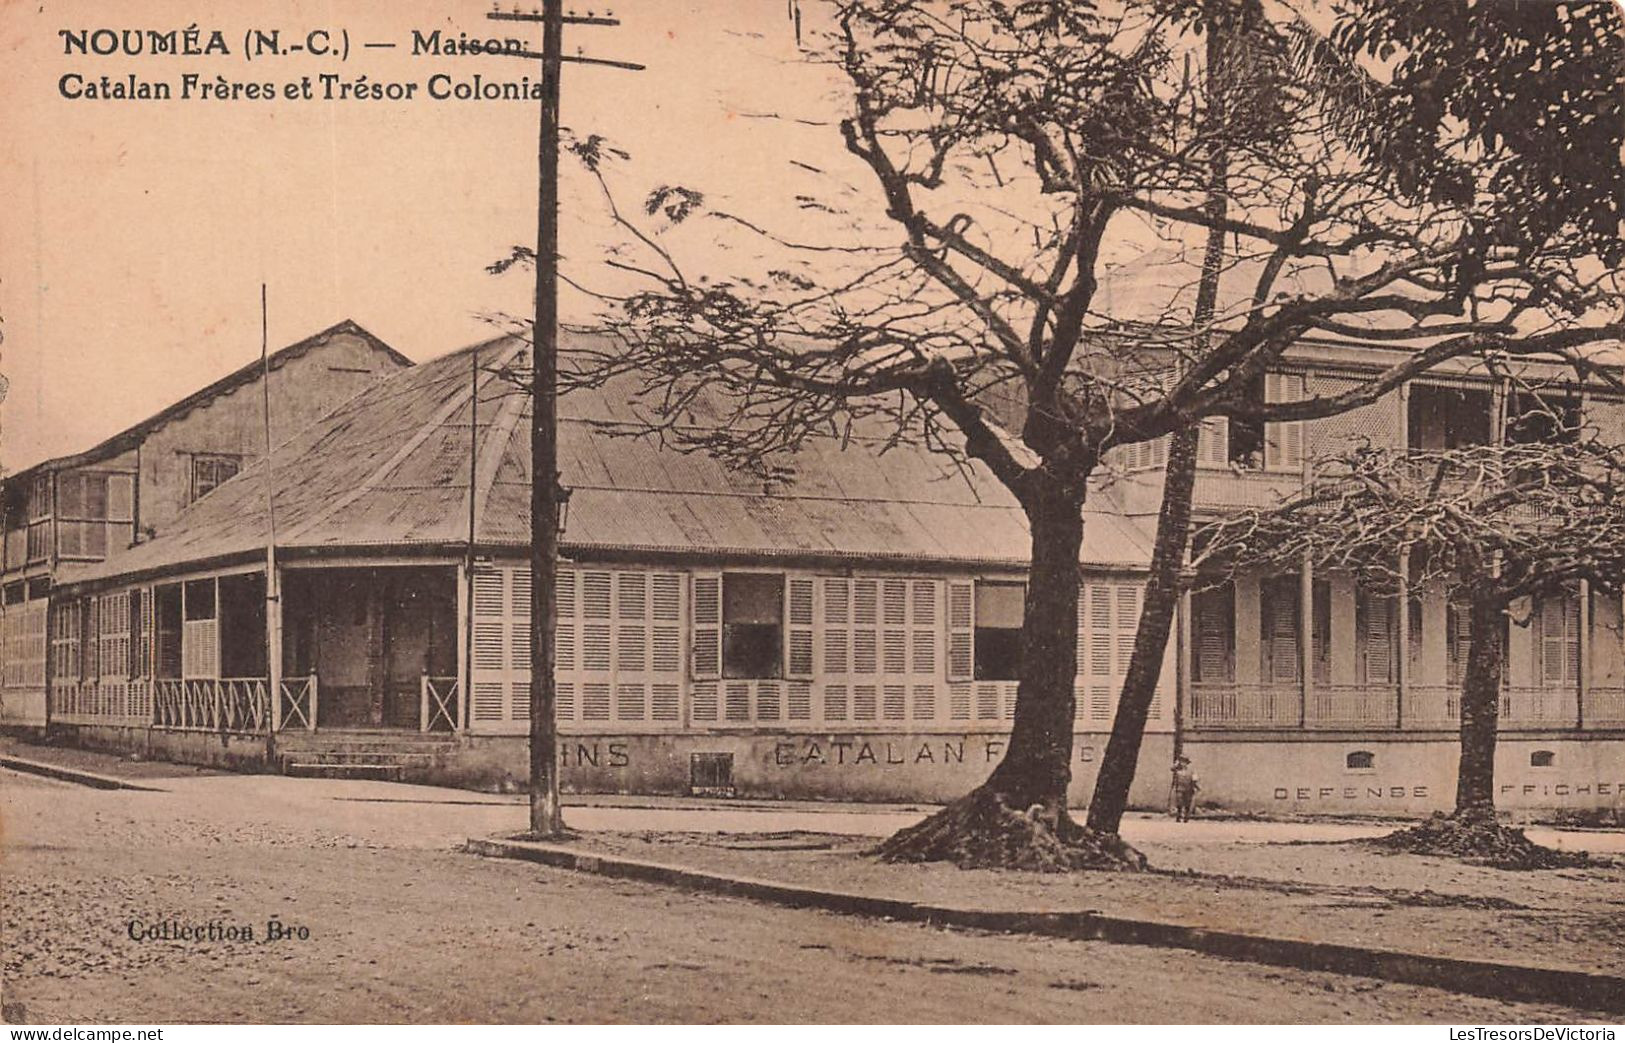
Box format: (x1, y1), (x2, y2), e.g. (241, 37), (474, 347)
(1, 0), (1622, 1030)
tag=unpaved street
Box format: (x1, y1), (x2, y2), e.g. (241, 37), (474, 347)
(0, 769), (1601, 1023)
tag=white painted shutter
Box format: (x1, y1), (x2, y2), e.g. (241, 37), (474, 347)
(1197, 417), (1229, 467)
(1541, 593), (1580, 685)
(470, 568), (511, 726)
(785, 576), (815, 679)
(1265, 372), (1306, 471)
(946, 580), (974, 681)
(1265, 578), (1300, 683)
(691, 573), (722, 680)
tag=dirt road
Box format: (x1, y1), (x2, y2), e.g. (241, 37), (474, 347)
(0, 769), (1599, 1023)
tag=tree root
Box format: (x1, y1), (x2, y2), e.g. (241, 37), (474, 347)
(875, 785), (1148, 872)
(1369, 810), (1590, 870)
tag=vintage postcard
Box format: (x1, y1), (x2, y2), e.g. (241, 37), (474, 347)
(2, 0), (1622, 1029)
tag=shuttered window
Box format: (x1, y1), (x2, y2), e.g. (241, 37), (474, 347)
(1261, 574), (1301, 683)
(1355, 588), (1398, 685)
(50, 600), (79, 682)
(1264, 372), (1307, 472)
(1191, 583), (1235, 684)
(1197, 417), (1229, 468)
(1075, 581), (1149, 725)
(1540, 592), (1581, 686)
(821, 575), (942, 724)
(472, 564), (686, 733)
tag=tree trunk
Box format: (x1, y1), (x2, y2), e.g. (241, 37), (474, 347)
(1086, 3), (1232, 836)
(1454, 590), (1505, 820)
(877, 479), (1145, 870)
(1085, 423), (1200, 834)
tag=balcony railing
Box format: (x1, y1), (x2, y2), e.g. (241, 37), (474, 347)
(1587, 687), (1625, 729)
(1188, 683), (1301, 729)
(1308, 684), (1400, 730)
(153, 678), (269, 734)
(1188, 681), (1611, 732)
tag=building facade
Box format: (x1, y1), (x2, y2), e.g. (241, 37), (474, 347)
(28, 332), (1625, 816)
(0, 320), (411, 727)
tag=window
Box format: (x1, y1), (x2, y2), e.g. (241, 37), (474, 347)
(190, 454), (242, 503)
(2, 581), (23, 606)
(54, 471), (134, 560)
(1228, 374), (1266, 470)
(1538, 592), (1580, 686)
(1356, 587), (1399, 685)
(1346, 750), (1376, 771)
(1408, 384), (1492, 452)
(184, 578), (217, 621)
(1260, 575), (1299, 683)
(721, 573), (783, 679)
(1446, 601), (1511, 687)
(973, 581), (1024, 681)
(1191, 582), (1235, 684)
(1530, 750), (1556, 768)
(1505, 389), (1581, 448)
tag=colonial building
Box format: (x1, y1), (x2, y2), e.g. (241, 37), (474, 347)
(0, 320), (411, 727)
(26, 330), (1625, 815)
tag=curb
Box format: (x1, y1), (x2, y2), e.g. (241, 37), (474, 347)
(0, 755), (164, 791)
(467, 836), (1625, 1016)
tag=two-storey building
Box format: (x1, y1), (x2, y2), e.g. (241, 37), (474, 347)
(33, 329), (1625, 816)
(0, 320), (411, 727)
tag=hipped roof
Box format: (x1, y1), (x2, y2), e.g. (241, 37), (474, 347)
(59, 335), (1154, 590)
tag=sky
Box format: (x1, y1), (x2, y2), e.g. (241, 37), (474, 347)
(0, 0), (855, 471)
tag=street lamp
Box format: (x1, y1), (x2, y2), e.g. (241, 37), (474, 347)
(555, 473), (572, 537)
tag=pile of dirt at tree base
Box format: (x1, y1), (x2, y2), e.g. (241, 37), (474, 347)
(1368, 813), (1592, 870)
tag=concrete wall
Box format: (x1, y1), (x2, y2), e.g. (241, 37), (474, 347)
(1184, 734), (1625, 815)
(446, 729), (1175, 808)
(75, 723), (271, 771)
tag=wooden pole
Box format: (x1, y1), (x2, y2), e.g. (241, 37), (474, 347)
(261, 285), (283, 751)
(529, 0), (565, 838)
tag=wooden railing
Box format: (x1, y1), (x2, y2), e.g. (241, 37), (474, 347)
(278, 674), (318, 731)
(153, 678), (269, 734)
(1308, 684), (1400, 730)
(420, 675), (459, 732)
(1587, 687), (1625, 729)
(1190, 681), (1615, 732)
(1188, 683), (1301, 730)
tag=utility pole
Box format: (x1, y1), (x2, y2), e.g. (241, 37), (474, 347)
(486, 2), (641, 838)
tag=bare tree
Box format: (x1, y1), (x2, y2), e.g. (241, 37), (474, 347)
(549, 0), (1623, 869)
(1200, 416), (1625, 866)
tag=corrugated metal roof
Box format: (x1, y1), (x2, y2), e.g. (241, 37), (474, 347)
(59, 335), (1154, 589)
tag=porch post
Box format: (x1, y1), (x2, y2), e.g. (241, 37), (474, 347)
(268, 565), (283, 735)
(1174, 587), (1191, 759)
(1396, 550), (1409, 729)
(457, 562), (471, 733)
(1299, 553), (1313, 728)
(1578, 580), (1590, 730)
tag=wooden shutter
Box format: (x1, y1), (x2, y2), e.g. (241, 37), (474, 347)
(1265, 373), (1306, 471)
(785, 576), (814, 679)
(1197, 417), (1229, 467)
(1263, 576), (1300, 683)
(470, 567), (511, 726)
(1357, 590), (1396, 685)
(691, 573), (722, 679)
(946, 580), (974, 681)
(1541, 593), (1580, 685)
